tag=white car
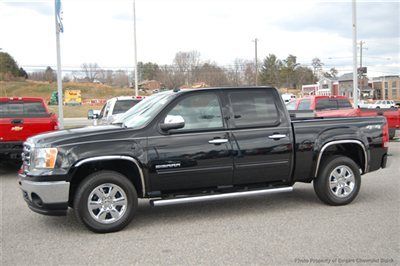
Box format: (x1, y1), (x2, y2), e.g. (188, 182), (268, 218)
(88, 96), (144, 125)
(281, 93), (296, 104)
(368, 100), (396, 109)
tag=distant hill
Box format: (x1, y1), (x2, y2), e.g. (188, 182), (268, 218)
(0, 80), (137, 100)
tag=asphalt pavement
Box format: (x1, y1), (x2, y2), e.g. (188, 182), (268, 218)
(1, 142), (399, 265)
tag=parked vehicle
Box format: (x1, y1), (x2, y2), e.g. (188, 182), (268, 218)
(281, 93), (296, 103)
(88, 96), (144, 125)
(368, 100), (396, 109)
(19, 87), (388, 233)
(0, 97), (58, 160)
(291, 96), (399, 139)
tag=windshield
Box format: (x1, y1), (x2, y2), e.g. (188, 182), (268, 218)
(113, 91), (176, 128)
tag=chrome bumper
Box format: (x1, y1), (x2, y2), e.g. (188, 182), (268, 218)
(19, 179), (70, 204)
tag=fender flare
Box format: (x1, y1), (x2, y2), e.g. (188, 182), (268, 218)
(314, 140), (368, 178)
(74, 155), (146, 197)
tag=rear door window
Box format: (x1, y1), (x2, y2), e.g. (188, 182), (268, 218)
(228, 90), (279, 128)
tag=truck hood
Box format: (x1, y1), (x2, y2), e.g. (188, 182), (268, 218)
(28, 125), (127, 147)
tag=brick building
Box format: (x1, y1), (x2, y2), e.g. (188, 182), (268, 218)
(371, 75), (400, 100)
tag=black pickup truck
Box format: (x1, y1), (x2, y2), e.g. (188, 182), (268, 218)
(18, 87), (389, 233)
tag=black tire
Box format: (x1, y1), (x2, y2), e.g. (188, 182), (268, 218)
(389, 129), (396, 140)
(73, 170), (137, 233)
(313, 155), (361, 206)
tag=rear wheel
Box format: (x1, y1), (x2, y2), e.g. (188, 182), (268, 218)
(313, 155), (361, 206)
(74, 170), (137, 233)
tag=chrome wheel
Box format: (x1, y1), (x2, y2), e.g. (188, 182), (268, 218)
(87, 183), (128, 224)
(329, 165), (355, 198)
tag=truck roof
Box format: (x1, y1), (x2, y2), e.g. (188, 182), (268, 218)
(0, 97), (45, 102)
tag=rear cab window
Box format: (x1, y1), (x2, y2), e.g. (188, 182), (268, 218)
(112, 100), (140, 115)
(228, 89), (279, 128)
(0, 100), (48, 118)
(298, 99), (311, 110)
(315, 99), (338, 110)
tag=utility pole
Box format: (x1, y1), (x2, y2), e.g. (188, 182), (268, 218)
(133, 0), (139, 96)
(352, 0), (358, 108)
(253, 38), (258, 86)
(359, 41), (366, 69)
(54, 0), (64, 129)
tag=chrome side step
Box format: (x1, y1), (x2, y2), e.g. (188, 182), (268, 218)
(150, 186), (293, 207)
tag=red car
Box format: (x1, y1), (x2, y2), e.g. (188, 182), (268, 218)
(0, 97), (59, 160)
(287, 95), (399, 139)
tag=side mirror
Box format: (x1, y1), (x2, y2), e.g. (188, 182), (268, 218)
(87, 109), (94, 120)
(160, 115), (185, 131)
(88, 110), (101, 120)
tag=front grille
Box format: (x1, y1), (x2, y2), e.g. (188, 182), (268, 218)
(21, 143), (32, 173)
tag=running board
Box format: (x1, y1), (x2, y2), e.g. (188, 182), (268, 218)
(150, 186), (293, 207)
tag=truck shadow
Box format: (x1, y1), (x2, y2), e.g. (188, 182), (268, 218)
(0, 161), (21, 176)
(129, 187), (320, 230)
(42, 185), (322, 234)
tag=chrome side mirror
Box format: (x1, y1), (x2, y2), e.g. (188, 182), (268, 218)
(160, 115), (185, 131)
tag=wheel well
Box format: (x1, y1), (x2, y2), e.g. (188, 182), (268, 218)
(317, 143), (365, 177)
(68, 159), (143, 206)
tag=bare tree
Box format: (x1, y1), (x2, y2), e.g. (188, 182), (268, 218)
(81, 63), (101, 82)
(112, 70), (129, 88)
(173, 50), (201, 85)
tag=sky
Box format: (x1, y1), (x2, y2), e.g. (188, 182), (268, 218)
(0, 0), (399, 77)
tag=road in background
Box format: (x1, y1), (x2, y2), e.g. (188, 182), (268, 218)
(1, 142), (399, 265)
(64, 117), (92, 128)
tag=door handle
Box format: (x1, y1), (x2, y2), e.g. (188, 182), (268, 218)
(208, 139), (228, 144)
(268, 134), (287, 140)
(11, 119), (23, 124)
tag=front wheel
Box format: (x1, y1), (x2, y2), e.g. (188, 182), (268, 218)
(313, 155), (361, 206)
(74, 171), (138, 233)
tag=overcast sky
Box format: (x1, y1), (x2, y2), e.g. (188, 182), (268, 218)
(0, 0), (399, 77)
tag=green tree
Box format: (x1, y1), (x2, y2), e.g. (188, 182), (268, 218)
(0, 52), (22, 77)
(44, 66), (55, 82)
(281, 54), (299, 88)
(138, 62), (160, 81)
(260, 54), (282, 87)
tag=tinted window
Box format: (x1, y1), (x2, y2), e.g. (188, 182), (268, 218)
(316, 99), (337, 110)
(298, 99), (311, 110)
(113, 100), (140, 115)
(0, 101), (47, 118)
(337, 99), (352, 109)
(229, 90), (279, 127)
(167, 93), (223, 130)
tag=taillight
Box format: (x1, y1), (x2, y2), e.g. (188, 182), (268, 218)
(382, 122), (389, 148)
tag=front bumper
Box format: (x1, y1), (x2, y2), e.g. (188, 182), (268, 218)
(19, 175), (70, 216)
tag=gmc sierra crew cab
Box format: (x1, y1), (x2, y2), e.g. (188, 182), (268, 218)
(18, 87), (389, 233)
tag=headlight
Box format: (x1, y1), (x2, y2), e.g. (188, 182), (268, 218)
(32, 148), (58, 169)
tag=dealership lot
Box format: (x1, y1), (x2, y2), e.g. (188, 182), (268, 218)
(1, 142), (399, 265)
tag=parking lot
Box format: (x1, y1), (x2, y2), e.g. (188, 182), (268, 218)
(1, 142), (399, 265)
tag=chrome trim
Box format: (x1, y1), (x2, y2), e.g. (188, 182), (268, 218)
(208, 139), (228, 144)
(19, 179), (70, 203)
(150, 187), (293, 207)
(314, 140), (368, 178)
(268, 134), (287, 139)
(75, 156), (146, 197)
